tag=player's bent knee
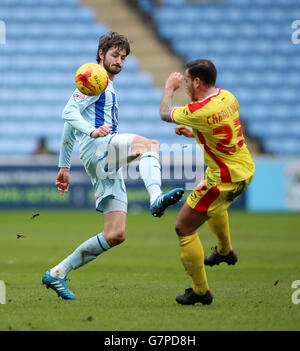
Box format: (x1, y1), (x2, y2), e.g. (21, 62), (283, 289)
(175, 217), (199, 237)
(175, 220), (186, 237)
(111, 235), (126, 246)
(104, 229), (126, 247)
(138, 138), (160, 154)
(131, 136), (160, 157)
(148, 139), (160, 153)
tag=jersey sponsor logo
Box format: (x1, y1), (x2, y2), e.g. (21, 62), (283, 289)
(73, 91), (86, 102)
(190, 191), (198, 200)
(95, 192), (104, 201)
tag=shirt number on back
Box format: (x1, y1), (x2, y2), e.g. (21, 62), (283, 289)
(212, 118), (244, 155)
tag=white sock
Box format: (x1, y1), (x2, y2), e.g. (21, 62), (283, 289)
(139, 152), (162, 203)
(50, 266), (67, 279)
(49, 233), (110, 278)
(148, 187), (162, 205)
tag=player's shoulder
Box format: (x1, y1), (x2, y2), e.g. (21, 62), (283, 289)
(71, 88), (103, 103)
(219, 88), (237, 100)
(213, 89), (239, 111)
(187, 88), (222, 114)
(72, 89), (88, 102)
(219, 89), (240, 107)
(105, 79), (115, 93)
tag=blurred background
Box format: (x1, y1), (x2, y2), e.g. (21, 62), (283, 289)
(0, 0), (299, 213)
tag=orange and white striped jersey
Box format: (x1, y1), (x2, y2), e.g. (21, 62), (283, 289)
(171, 88), (255, 183)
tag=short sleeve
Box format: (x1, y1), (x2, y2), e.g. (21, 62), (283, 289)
(171, 105), (205, 129)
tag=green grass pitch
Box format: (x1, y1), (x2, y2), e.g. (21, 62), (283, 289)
(0, 209), (299, 331)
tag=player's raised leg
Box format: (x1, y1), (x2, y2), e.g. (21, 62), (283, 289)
(107, 133), (184, 217)
(131, 135), (162, 204)
(130, 135), (184, 217)
(174, 202), (213, 305)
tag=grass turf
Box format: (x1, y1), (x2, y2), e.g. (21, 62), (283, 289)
(0, 209), (299, 331)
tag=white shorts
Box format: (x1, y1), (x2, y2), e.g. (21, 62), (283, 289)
(81, 133), (137, 213)
(100, 197), (128, 214)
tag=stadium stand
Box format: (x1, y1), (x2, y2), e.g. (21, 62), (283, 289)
(1, 0), (299, 155)
(0, 0), (173, 155)
(137, 0), (300, 155)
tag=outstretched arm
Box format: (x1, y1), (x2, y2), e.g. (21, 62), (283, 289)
(160, 72), (183, 122)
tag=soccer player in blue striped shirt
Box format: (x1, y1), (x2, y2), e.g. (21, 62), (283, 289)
(42, 32), (184, 300)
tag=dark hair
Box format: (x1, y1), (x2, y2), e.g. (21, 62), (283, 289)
(96, 32), (131, 63)
(186, 59), (217, 87)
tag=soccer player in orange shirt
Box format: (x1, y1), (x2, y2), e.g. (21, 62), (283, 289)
(160, 59), (255, 305)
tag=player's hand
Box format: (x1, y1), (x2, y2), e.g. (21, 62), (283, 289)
(175, 125), (194, 138)
(90, 125), (112, 138)
(165, 72), (183, 91)
(56, 168), (70, 195)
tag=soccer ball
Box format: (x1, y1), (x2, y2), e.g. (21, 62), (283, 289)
(75, 63), (109, 96)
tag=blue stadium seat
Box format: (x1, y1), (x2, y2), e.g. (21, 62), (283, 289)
(1, 0), (78, 6)
(0, 138), (39, 155)
(7, 23), (108, 41)
(0, 0), (171, 156)
(145, 0), (300, 154)
(264, 138), (300, 155)
(0, 7), (95, 23)
(1, 0), (299, 155)
(247, 121), (300, 139)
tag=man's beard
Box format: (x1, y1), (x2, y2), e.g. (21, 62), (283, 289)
(187, 87), (197, 101)
(103, 61), (122, 75)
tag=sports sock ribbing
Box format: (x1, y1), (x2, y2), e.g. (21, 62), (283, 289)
(179, 232), (209, 296)
(50, 232), (110, 278)
(139, 151), (162, 204)
(207, 211), (232, 256)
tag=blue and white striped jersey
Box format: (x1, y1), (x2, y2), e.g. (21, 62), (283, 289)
(59, 80), (118, 168)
